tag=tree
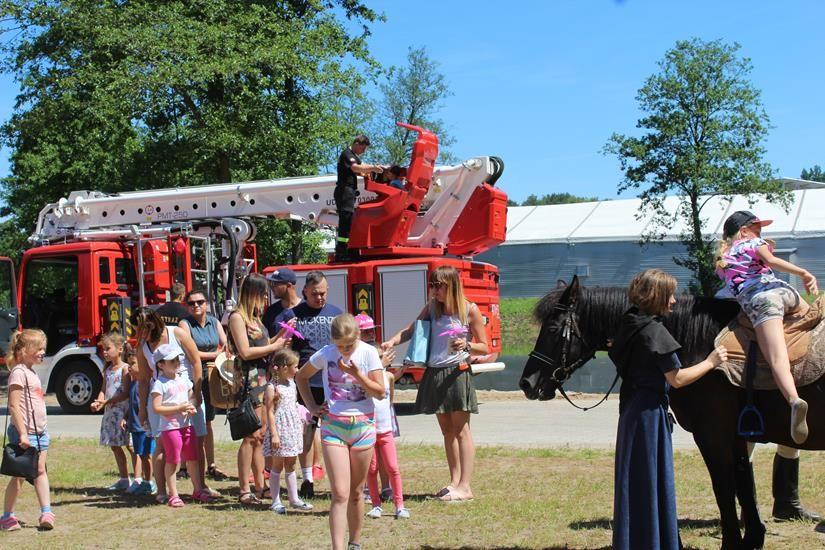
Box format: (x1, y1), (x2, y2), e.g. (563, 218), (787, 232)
(371, 46), (455, 165)
(801, 165), (825, 183)
(0, 0), (381, 256)
(520, 192), (599, 206)
(604, 38), (788, 296)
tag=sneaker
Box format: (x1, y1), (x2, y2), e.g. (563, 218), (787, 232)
(366, 505), (383, 519)
(312, 464), (325, 481)
(347, 543), (362, 550)
(270, 502), (286, 514)
(299, 480), (314, 499)
(290, 501), (313, 511)
(363, 486), (371, 502)
(107, 478), (131, 492)
(395, 507), (411, 519)
(133, 480), (154, 495)
(38, 512), (55, 530)
(125, 481), (142, 494)
(380, 487), (393, 503)
(0, 516), (21, 531)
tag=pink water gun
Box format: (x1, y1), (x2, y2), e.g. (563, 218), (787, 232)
(279, 321), (305, 340)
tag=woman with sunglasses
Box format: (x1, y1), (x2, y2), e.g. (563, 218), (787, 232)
(179, 289), (229, 484)
(381, 266), (488, 502)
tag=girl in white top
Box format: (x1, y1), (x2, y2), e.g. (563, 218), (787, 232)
(90, 332), (133, 492)
(297, 314), (385, 550)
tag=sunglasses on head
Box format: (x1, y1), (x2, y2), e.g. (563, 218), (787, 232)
(428, 281), (446, 289)
(187, 299), (206, 306)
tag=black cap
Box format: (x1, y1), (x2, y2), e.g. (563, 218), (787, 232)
(723, 210), (772, 239)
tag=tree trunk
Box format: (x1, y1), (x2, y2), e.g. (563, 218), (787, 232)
(290, 219), (303, 264)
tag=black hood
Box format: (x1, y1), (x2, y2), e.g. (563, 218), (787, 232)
(608, 307), (681, 377)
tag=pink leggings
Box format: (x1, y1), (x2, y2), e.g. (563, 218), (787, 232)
(367, 431), (404, 509)
(160, 426), (197, 465)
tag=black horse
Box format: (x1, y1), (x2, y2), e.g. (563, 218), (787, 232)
(519, 276), (825, 550)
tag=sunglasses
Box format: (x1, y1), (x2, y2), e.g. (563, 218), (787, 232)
(428, 282), (446, 289)
(187, 299), (206, 307)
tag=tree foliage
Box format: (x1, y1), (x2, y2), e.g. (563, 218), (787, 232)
(0, 0), (381, 246)
(604, 38), (786, 296)
(370, 46), (455, 165)
(520, 192), (598, 206)
(801, 165), (825, 183)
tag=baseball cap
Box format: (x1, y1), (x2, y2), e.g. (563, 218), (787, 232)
(153, 343), (182, 364)
(266, 267), (297, 285)
(354, 313), (376, 330)
(722, 210), (773, 239)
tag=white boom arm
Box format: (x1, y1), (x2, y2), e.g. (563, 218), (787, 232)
(31, 157), (497, 245)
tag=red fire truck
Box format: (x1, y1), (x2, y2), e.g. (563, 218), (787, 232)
(0, 125), (507, 411)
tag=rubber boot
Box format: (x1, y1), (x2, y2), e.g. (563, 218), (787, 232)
(772, 454), (821, 522)
(334, 242), (349, 263)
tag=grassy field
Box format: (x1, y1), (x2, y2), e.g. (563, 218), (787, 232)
(5, 439), (825, 549)
(500, 297), (540, 355)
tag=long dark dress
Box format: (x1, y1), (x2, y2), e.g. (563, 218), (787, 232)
(609, 307), (682, 550)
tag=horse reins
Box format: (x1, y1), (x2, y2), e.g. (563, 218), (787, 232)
(529, 302), (619, 411)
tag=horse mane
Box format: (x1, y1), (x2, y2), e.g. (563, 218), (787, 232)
(534, 286), (741, 364)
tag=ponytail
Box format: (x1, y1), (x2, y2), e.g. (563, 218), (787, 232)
(4, 329), (47, 367)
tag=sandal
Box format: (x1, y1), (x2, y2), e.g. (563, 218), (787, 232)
(167, 495), (185, 508)
(155, 494), (169, 505)
(434, 486), (454, 498)
(207, 465), (228, 481)
(192, 489), (217, 504)
(239, 492), (262, 506)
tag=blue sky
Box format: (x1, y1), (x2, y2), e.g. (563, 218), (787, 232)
(1, 1), (823, 204)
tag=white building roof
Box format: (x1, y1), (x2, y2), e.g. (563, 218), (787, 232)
(504, 180), (825, 245)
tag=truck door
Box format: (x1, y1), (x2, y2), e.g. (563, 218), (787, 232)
(0, 257), (18, 355)
(377, 264), (429, 365)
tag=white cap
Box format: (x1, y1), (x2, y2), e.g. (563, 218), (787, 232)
(153, 343), (182, 364)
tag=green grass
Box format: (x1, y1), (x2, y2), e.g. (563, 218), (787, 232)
(9, 439), (825, 549)
(500, 297), (539, 355)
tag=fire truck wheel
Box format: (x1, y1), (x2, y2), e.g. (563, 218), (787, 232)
(396, 373), (415, 387)
(54, 360), (101, 413)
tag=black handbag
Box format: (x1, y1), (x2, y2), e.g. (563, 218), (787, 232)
(1, 370), (41, 481)
(226, 367), (261, 441)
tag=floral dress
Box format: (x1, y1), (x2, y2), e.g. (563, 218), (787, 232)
(99, 364), (130, 446)
(263, 379), (304, 458)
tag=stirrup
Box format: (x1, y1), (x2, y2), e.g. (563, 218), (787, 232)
(737, 404), (765, 437)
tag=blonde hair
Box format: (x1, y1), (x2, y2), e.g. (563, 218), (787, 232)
(331, 314), (360, 342)
(236, 273), (268, 339)
(99, 332), (126, 365)
(272, 348), (300, 369)
(430, 266), (468, 324)
(627, 269), (677, 316)
(5, 329), (47, 366)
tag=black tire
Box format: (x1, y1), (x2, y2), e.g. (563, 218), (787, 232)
(396, 374), (415, 387)
(53, 360), (101, 414)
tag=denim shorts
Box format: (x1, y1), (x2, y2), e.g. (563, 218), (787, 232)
(131, 431), (156, 457)
(7, 424), (50, 452)
(737, 279), (801, 327)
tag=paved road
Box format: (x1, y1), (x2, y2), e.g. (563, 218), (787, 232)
(5, 396), (701, 449)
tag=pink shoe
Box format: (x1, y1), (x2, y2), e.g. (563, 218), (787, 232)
(38, 512), (55, 530)
(0, 516), (21, 531)
(167, 496), (185, 508)
(192, 489), (215, 504)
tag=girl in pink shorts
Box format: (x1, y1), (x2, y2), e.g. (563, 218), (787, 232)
(150, 343), (204, 507)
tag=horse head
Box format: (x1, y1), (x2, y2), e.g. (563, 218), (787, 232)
(519, 275), (598, 400)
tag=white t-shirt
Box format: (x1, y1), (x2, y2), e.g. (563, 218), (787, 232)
(372, 370), (394, 434)
(309, 341), (383, 416)
(150, 374), (193, 432)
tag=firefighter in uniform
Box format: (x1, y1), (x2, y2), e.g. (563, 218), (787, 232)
(335, 135), (383, 261)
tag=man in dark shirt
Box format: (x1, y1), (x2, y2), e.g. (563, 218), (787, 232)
(334, 134), (384, 262)
(262, 267), (301, 334)
(155, 283), (189, 326)
(276, 270), (342, 497)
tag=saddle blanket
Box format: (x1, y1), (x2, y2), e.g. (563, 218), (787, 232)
(714, 295), (825, 390)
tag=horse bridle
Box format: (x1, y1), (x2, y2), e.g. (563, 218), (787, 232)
(528, 302), (619, 411)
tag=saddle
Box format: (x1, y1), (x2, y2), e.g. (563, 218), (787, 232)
(714, 295), (825, 390)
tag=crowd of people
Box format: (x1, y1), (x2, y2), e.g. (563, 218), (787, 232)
(2, 264), (486, 550)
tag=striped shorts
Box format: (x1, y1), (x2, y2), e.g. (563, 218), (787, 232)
(320, 413), (376, 450)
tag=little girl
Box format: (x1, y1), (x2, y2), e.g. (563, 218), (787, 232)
(91, 332), (133, 492)
(358, 315), (409, 520)
(264, 349), (313, 514)
(150, 343), (204, 507)
(1, 329), (53, 531)
(716, 210), (818, 444)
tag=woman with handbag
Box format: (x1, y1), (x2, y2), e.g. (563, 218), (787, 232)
(1, 329), (53, 531)
(134, 306), (209, 504)
(381, 266), (489, 502)
(228, 273), (294, 505)
(179, 289), (229, 483)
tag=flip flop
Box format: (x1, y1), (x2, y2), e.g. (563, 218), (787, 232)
(434, 486), (454, 498)
(438, 491), (474, 503)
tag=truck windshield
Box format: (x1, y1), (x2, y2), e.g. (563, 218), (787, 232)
(22, 256), (79, 355)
